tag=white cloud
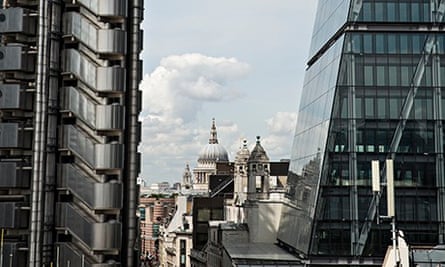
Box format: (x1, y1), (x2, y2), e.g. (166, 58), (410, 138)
(141, 53), (250, 122)
(261, 112), (298, 159)
(265, 112), (298, 134)
(139, 53), (250, 182)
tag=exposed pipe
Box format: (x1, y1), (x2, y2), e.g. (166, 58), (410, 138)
(124, 0), (143, 266)
(29, 0), (50, 266)
(42, 0), (61, 264)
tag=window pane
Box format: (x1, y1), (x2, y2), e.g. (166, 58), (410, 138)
(364, 66), (374, 85)
(365, 97), (374, 117)
(377, 98), (386, 118)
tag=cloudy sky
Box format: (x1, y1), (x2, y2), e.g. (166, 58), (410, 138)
(140, 1), (319, 184)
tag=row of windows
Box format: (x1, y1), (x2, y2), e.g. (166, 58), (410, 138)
(337, 93), (437, 120)
(196, 208), (223, 222)
(331, 123), (436, 153)
(358, 1), (434, 23)
(346, 33), (441, 55)
(338, 58), (445, 87)
(313, 225), (438, 256)
(321, 193), (437, 221)
(328, 160), (436, 187)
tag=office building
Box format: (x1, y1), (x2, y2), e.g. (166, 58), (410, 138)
(278, 0), (445, 265)
(0, 0), (143, 266)
(139, 195), (176, 262)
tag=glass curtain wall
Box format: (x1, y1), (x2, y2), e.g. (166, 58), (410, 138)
(278, 0), (445, 259)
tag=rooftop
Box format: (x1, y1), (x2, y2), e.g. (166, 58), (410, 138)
(224, 242), (301, 263)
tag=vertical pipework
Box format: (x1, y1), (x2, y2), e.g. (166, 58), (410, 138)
(29, 0), (49, 266)
(42, 0), (61, 264)
(124, 0), (143, 266)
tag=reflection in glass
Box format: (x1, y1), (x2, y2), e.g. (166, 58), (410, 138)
(278, 0), (444, 260)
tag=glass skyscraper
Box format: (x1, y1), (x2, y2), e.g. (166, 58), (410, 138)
(278, 0), (445, 265)
(0, 1), (142, 266)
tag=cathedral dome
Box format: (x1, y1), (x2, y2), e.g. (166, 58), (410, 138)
(198, 119), (229, 163)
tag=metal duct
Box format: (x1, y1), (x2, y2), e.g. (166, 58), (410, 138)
(0, 162), (30, 187)
(0, 123), (32, 148)
(0, 202), (29, 228)
(0, 243), (27, 267)
(0, 45), (35, 72)
(0, 84), (32, 110)
(0, 7), (36, 35)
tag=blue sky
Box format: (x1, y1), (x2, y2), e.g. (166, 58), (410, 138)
(140, 1), (318, 184)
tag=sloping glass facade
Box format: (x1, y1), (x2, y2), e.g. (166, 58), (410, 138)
(278, 0), (445, 263)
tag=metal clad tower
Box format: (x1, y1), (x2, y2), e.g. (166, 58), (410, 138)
(0, 0), (143, 266)
(278, 0), (445, 265)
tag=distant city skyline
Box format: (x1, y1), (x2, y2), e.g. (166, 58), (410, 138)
(140, 1), (318, 184)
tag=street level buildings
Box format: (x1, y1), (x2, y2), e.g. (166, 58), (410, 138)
(0, 0), (143, 266)
(139, 196), (176, 261)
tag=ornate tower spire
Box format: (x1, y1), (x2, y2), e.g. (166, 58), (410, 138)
(209, 118), (218, 144)
(182, 163), (192, 186)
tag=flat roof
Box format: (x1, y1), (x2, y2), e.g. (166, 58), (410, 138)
(224, 243), (301, 262)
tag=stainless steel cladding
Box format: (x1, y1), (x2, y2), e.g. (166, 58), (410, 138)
(0, 202), (29, 228)
(95, 143), (124, 169)
(1, 243), (26, 267)
(58, 243), (121, 267)
(76, 0), (127, 18)
(0, 84), (32, 110)
(97, 29), (126, 54)
(60, 164), (122, 210)
(0, 45), (35, 72)
(63, 49), (125, 92)
(0, 162), (30, 187)
(96, 67), (125, 92)
(0, 0), (143, 264)
(96, 104), (125, 130)
(0, 123), (32, 148)
(62, 125), (123, 169)
(64, 12), (126, 54)
(0, 7), (36, 35)
(57, 203), (122, 251)
(62, 125), (96, 166)
(62, 86), (124, 130)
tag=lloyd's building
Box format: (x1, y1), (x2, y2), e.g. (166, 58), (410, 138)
(278, 0), (445, 265)
(0, 0), (143, 266)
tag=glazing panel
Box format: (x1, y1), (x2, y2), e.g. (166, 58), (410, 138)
(277, 35), (344, 254)
(309, 0), (350, 57)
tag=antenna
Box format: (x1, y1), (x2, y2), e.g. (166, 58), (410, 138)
(371, 160), (380, 193)
(386, 159), (395, 217)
